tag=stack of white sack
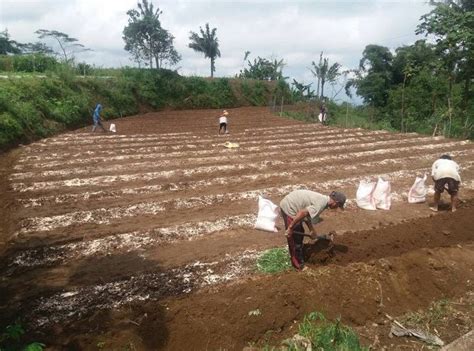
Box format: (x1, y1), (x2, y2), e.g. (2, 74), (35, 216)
(356, 177), (392, 210)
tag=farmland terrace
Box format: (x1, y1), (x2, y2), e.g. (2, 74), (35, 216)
(0, 106), (473, 350)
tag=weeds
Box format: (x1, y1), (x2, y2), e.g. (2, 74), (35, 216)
(256, 248), (291, 274)
(0, 322), (44, 351)
(262, 311), (367, 351)
(296, 312), (367, 351)
(401, 299), (452, 330)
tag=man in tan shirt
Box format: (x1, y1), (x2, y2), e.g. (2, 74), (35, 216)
(280, 189), (346, 270)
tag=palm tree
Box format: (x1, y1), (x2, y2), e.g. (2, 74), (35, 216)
(189, 23), (221, 77)
(311, 53), (341, 98)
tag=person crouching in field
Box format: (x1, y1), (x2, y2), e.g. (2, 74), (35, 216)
(280, 189), (346, 270)
(218, 110), (229, 135)
(92, 103), (106, 132)
(430, 154), (461, 212)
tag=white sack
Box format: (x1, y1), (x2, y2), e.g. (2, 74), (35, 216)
(109, 123), (117, 133)
(408, 174), (428, 203)
(356, 180), (377, 210)
(318, 113), (323, 122)
(373, 177), (391, 210)
(254, 195), (279, 232)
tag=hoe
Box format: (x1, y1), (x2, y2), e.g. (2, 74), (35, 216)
(292, 230), (335, 242)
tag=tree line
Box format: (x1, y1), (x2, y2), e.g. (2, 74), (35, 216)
(344, 0), (473, 138)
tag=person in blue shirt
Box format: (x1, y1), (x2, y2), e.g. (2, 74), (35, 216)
(92, 103), (106, 132)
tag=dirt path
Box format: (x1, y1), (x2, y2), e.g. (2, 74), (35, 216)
(0, 107), (472, 350)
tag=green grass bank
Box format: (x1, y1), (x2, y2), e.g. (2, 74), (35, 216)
(0, 68), (291, 151)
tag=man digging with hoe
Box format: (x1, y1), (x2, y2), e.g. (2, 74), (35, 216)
(280, 189), (346, 270)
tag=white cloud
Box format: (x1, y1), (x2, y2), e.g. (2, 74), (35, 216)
(0, 0), (432, 102)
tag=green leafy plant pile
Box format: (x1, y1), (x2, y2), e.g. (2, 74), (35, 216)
(256, 247), (292, 274)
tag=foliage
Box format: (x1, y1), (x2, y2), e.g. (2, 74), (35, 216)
(0, 54), (58, 73)
(241, 80), (271, 106)
(17, 42), (54, 56)
(256, 248), (292, 274)
(342, 0), (474, 139)
(0, 322), (45, 351)
(0, 29), (21, 55)
(123, 0), (180, 69)
(416, 0), (474, 137)
(35, 29), (90, 63)
(75, 62), (94, 76)
(346, 45), (393, 108)
(239, 56), (286, 81)
(189, 23), (221, 78)
(291, 79), (314, 99)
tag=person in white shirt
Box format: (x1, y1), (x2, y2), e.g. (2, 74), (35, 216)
(430, 154), (461, 212)
(218, 110), (229, 134)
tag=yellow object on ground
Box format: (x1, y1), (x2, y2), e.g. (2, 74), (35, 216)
(222, 141), (240, 148)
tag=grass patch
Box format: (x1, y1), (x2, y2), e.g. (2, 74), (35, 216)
(297, 312), (367, 351)
(256, 248), (291, 274)
(262, 312), (367, 350)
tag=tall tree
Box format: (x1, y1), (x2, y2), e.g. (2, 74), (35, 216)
(310, 53), (341, 99)
(35, 29), (90, 63)
(346, 45), (393, 107)
(188, 23), (221, 78)
(391, 40), (436, 85)
(123, 0), (180, 69)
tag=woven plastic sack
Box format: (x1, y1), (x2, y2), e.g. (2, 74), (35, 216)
(373, 177), (391, 210)
(356, 180), (377, 210)
(408, 174), (428, 203)
(254, 196), (279, 232)
(109, 123), (117, 133)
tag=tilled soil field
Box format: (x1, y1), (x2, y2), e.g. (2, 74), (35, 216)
(0, 106), (473, 350)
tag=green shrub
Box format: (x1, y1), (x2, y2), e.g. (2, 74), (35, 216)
(0, 56), (14, 72)
(240, 80), (270, 106)
(12, 54), (58, 73)
(0, 112), (23, 147)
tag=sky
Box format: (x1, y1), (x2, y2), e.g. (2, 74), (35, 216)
(0, 0), (433, 103)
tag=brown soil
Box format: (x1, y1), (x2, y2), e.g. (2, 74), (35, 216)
(0, 106), (472, 350)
